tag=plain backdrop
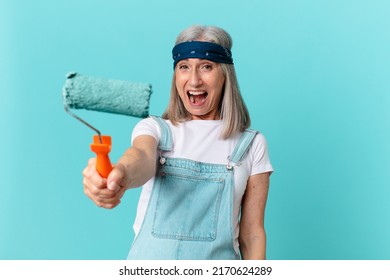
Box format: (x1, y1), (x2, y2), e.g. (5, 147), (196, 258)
(1, 0), (389, 259)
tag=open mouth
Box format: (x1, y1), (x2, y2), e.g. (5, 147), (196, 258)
(187, 91), (208, 105)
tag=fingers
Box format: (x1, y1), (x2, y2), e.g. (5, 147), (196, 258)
(84, 185), (124, 209)
(82, 158), (105, 187)
(107, 163), (126, 192)
(82, 158), (126, 209)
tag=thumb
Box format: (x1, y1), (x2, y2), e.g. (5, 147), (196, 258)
(107, 164), (126, 192)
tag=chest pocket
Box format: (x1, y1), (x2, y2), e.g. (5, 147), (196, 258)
(152, 169), (225, 242)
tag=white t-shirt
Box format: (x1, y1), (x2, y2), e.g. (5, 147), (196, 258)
(131, 117), (273, 253)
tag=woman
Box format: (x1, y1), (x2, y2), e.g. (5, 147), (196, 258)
(82, 25), (273, 260)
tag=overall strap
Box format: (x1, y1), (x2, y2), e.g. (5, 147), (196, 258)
(229, 129), (258, 166)
(150, 116), (173, 152)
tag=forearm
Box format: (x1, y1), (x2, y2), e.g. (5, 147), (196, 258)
(239, 173), (270, 260)
(239, 228), (266, 260)
(117, 150), (153, 189)
(117, 136), (157, 189)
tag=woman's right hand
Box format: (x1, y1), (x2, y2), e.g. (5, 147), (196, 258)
(82, 158), (127, 209)
(82, 135), (158, 209)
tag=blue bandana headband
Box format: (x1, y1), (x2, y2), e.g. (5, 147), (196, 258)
(172, 41), (233, 68)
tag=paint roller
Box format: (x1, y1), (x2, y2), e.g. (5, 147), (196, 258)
(62, 72), (152, 178)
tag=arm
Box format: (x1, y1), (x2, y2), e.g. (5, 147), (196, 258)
(82, 135), (158, 209)
(110, 135), (158, 190)
(239, 172), (270, 260)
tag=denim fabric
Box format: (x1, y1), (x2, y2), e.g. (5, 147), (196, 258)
(127, 117), (257, 260)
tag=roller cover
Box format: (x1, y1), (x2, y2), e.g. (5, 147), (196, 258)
(62, 72), (152, 117)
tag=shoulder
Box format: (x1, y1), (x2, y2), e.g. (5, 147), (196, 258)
(245, 130), (273, 174)
(249, 132), (270, 158)
(131, 117), (162, 143)
(252, 132), (269, 148)
(240, 129), (269, 151)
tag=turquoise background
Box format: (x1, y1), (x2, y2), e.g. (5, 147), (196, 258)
(1, 0), (389, 260)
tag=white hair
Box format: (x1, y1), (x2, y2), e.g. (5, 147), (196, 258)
(162, 25), (250, 139)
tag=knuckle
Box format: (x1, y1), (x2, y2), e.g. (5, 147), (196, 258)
(82, 168), (88, 178)
(90, 187), (100, 196)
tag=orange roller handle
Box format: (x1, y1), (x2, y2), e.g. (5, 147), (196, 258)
(90, 135), (113, 178)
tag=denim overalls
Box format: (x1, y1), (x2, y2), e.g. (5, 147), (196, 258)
(127, 117), (257, 260)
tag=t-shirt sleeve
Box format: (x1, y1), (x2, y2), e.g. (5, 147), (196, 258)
(131, 117), (161, 145)
(250, 133), (274, 176)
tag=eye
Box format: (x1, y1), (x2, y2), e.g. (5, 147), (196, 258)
(201, 64), (213, 70)
(178, 63), (189, 70)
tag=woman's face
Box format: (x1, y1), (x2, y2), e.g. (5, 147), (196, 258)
(175, 58), (225, 120)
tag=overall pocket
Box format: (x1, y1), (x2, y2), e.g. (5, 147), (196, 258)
(152, 172), (225, 241)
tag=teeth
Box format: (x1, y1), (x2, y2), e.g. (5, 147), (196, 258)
(188, 91), (206, 96)
(187, 91), (207, 104)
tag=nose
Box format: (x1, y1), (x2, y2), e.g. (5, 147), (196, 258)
(189, 68), (202, 87)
